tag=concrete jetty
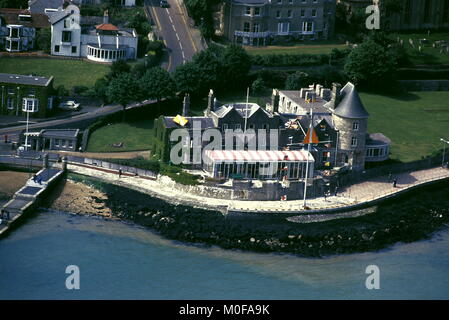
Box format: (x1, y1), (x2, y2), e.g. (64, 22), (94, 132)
(0, 167), (64, 237)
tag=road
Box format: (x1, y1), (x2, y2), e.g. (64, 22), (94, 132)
(145, 0), (199, 72)
(0, 100), (155, 142)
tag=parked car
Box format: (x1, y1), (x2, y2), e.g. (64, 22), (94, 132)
(160, 0), (169, 8)
(58, 100), (81, 111)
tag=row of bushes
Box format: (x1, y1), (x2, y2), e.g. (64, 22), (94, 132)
(250, 48), (351, 67)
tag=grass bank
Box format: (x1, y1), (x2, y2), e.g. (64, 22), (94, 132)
(0, 57), (109, 89)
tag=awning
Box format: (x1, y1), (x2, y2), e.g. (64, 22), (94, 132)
(204, 150), (314, 163)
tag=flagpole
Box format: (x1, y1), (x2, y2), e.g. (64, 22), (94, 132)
(303, 107), (313, 208)
(244, 87), (249, 132)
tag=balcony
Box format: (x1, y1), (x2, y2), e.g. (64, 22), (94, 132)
(234, 31), (270, 38)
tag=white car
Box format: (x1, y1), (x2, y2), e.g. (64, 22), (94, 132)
(59, 100), (81, 111)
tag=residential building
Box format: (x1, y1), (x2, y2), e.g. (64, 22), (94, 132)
(0, 8), (50, 52)
(0, 73), (55, 118)
(220, 0), (336, 46)
(50, 4), (138, 62)
(268, 82), (391, 171)
(339, 0), (449, 31)
(20, 129), (80, 151)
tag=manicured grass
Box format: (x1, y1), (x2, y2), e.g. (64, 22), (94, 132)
(360, 91), (449, 162)
(0, 57), (109, 89)
(245, 42), (347, 56)
(86, 119), (154, 152)
(392, 32), (449, 65)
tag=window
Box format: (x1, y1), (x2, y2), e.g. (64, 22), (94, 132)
(252, 23), (260, 33)
(7, 97), (14, 109)
(277, 0), (282, 3)
(222, 124), (228, 131)
(71, 46), (77, 53)
(235, 124), (242, 130)
(312, 9), (317, 17)
(28, 88), (36, 96)
(287, 10), (292, 18)
(289, 0), (293, 4)
(352, 122), (359, 131)
(10, 27), (19, 38)
(351, 137), (358, 147)
(7, 87), (14, 94)
(278, 22), (290, 34)
(276, 10), (281, 18)
(254, 7), (260, 16)
(62, 31), (71, 43)
(68, 140), (73, 148)
(262, 124), (269, 130)
(245, 7), (251, 15)
(302, 21), (313, 33)
(243, 22), (250, 32)
(300, 9), (305, 17)
(47, 97), (54, 110)
(22, 98), (39, 112)
(55, 139), (60, 147)
(62, 140), (66, 147)
(54, 45), (60, 52)
(249, 124), (255, 130)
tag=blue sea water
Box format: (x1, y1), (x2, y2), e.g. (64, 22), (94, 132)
(0, 210), (448, 300)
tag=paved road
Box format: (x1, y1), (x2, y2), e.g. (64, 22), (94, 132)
(0, 100), (155, 143)
(146, 0), (198, 72)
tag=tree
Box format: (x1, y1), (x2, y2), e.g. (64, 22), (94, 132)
(0, 0), (28, 8)
(344, 39), (398, 89)
(251, 77), (266, 96)
(140, 67), (176, 101)
(285, 71), (310, 90)
(107, 60), (131, 80)
(191, 45), (223, 91)
(173, 62), (204, 95)
(36, 28), (51, 53)
(220, 45), (252, 90)
(106, 73), (142, 120)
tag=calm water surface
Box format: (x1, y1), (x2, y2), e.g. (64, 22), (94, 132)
(0, 210), (448, 299)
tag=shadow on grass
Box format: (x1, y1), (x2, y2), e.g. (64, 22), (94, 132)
(382, 91), (421, 102)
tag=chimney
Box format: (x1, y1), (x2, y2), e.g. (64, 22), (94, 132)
(315, 84), (322, 96)
(271, 89), (280, 113)
(182, 93), (190, 117)
(331, 83), (342, 109)
(206, 89), (215, 115)
(321, 88), (332, 101)
(103, 10), (109, 24)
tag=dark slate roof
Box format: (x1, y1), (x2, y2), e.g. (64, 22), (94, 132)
(366, 133), (391, 146)
(49, 9), (70, 24)
(0, 73), (53, 86)
(0, 8), (50, 28)
(333, 82), (369, 119)
(41, 129), (79, 138)
(213, 103), (272, 119)
(163, 116), (216, 129)
(29, 0), (64, 14)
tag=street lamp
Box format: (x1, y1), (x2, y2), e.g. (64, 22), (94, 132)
(441, 138), (449, 167)
(24, 103), (31, 151)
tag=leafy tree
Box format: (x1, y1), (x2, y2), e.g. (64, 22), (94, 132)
(106, 73), (142, 120)
(0, 0), (28, 8)
(107, 60), (131, 80)
(251, 77), (266, 96)
(36, 28), (51, 53)
(344, 39), (398, 89)
(221, 45), (251, 90)
(173, 61), (204, 95)
(139, 67), (176, 101)
(191, 45), (223, 91)
(285, 71), (310, 90)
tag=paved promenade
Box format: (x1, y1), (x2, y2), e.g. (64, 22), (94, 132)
(67, 162), (449, 215)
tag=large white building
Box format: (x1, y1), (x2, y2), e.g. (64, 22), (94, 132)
(50, 5), (138, 62)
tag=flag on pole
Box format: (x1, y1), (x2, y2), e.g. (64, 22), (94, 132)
(303, 127), (319, 144)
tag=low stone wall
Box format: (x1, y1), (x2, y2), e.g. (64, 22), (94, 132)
(399, 80), (449, 91)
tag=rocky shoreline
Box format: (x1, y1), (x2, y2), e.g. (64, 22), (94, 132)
(44, 172), (449, 257)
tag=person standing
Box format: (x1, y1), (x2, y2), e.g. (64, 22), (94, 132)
(393, 178), (397, 188)
(118, 169), (122, 178)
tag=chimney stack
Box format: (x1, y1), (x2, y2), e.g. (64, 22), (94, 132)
(331, 83), (342, 109)
(271, 89), (280, 113)
(206, 89), (215, 115)
(103, 10), (109, 24)
(182, 93), (190, 117)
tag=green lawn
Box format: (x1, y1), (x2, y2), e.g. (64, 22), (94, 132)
(86, 119), (154, 152)
(0, 57), (109, 89)
(360, 91), (449, 162)
(392, 32), (449, 65)
(245, 42), (347, 56)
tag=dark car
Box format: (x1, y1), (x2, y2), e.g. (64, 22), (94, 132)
(160, 0), (169, 8)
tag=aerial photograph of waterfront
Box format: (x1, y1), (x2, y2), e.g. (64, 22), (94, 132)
(0, 0), (448, 303)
